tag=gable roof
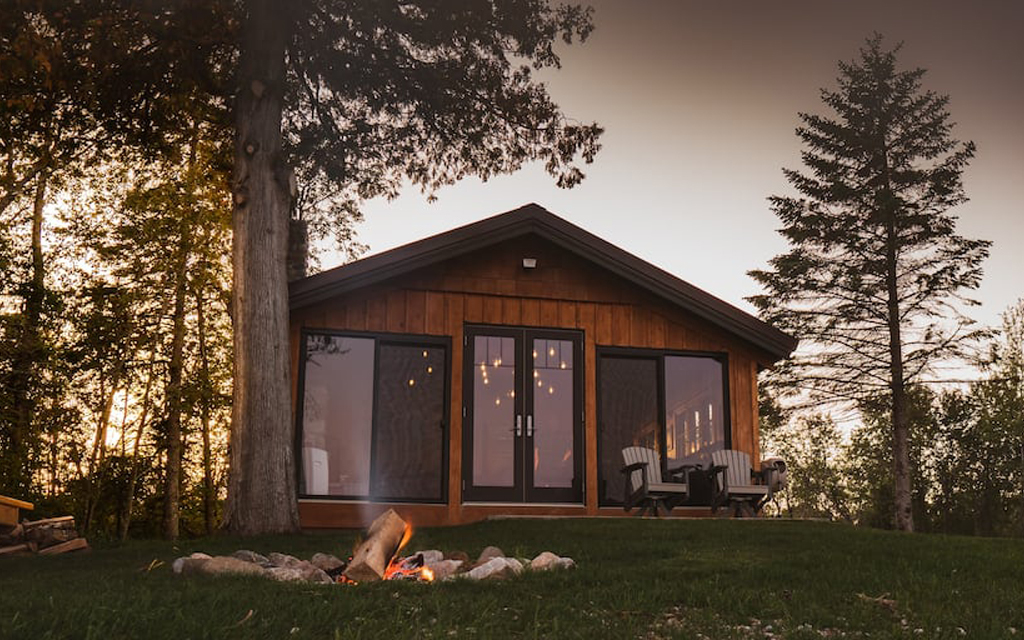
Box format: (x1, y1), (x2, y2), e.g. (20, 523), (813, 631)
(290, 203), (798, 361)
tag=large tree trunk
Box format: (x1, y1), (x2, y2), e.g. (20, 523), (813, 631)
(886, 215), (914, 533)
(224, 0), (300, 535)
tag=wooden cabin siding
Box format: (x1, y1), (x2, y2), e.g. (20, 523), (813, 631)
(291, 234), (773, 527)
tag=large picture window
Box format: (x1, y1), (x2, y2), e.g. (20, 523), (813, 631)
(298, 331), (449, 503)
(597, 349), (728, 505)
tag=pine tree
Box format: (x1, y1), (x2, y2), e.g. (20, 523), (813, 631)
(748, 35), (990, 532)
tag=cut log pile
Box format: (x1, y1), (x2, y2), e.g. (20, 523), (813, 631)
(0, 516), (90, 557)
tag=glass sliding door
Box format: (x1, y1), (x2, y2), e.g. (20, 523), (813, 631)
(530, 337), (576, 492)
(597, 348), (729, 506)
(300, 335), (376, 497)
(470, 334), (519, 496)
(372, 343), (448, 501)
(596, 355), (660, 507)
(463, 327), (583, 503)
(297, 331), (449, 503)
(664, 355), (726, 469)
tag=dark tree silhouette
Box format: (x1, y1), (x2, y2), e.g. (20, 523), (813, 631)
(749, 35), (989, 532)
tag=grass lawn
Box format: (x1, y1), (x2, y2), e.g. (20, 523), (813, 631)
(2, 518), (1023, 639)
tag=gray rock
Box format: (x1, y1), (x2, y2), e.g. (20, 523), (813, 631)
(294, 560), (334, 584)
(232, 550), (268, 565)
(172, 556), (209, 574)
(424, 559), (463, 581)
(189, 552), (212, 560)
(309, 552), (345, 573)
(197, 556), (267, 578)
(267, 552), (302, 568)
(416, 550), (445, 565)
(302, 565), (335, 584)
(554, 557), (576, 570)
(530, 551), (560, 571)
(466, 557), (522, 581)
(445, 550), (470, 564)
(267, 566), (305, 582)
(475, 545), (505, 566)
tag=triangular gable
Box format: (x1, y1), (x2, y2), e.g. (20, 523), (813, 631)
(289, 203), (797, 361)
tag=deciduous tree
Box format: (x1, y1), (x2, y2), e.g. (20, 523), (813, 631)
(226, 0), (602, 534)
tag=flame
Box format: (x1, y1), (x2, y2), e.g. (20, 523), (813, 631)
(378, 524), (436, 582)
(397, 524), (414, 554)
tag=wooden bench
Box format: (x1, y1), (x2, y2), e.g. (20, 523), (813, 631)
(0, 495), (34, 528)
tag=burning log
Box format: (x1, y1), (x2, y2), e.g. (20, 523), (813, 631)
(342, 509), (410, 583)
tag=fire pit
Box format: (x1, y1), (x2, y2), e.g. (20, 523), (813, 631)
(172, 509), (575, 584)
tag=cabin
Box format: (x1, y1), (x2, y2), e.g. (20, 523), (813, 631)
(289, 204), (797, 528)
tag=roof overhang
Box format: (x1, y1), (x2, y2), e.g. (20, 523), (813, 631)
(289, 203), (798, 362)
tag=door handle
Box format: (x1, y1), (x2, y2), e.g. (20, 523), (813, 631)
(526, 415), (534, 437)
(515, 415), (522, 437)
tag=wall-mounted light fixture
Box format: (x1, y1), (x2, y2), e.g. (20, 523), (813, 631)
(522, 257), (538, 270)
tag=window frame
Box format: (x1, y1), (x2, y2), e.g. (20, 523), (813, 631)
(295, 328), (452, 504)
(595, 346), (731, 507)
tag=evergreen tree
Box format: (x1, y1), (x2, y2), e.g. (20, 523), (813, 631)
(749, 35), (990, 532)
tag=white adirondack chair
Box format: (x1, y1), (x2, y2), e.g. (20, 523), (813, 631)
(709, 449), (771, 517)
(620, 446), (690, 517)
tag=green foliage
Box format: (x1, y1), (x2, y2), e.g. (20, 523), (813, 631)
(765, 413), (851, 521)
(846, 386), (937, 530)
(763, 301), (1024, 536)
(927, 301), (1024, 536)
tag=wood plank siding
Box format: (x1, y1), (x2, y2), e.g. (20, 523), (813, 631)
(292, 233), (777, 528)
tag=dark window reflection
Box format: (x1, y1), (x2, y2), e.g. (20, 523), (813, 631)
(664, 356), (725, 468)
(597, 352), (727, 505)
(472, 336), (516, 487)
(598, 356), (659, 504)
(301, 336), (375, 496)
(300, 334), (447, 502)
(373, 344), (446, 500)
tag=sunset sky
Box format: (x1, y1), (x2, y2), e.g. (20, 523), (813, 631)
(338, 0), (1024, 334)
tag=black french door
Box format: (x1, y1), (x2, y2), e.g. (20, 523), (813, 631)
(462, 326), (583, 503)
